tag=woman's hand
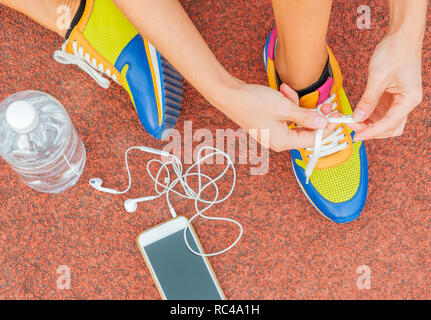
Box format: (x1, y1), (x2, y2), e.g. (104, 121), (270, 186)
(218, 80), (329, 152)
(352, 30), (424, 141)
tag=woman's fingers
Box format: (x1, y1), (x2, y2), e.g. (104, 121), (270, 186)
(263, 122), (316, 152)
(279, 83), (299, 105)
(353, 74), (386, 122)
(279, 83), (328, 130)
(353, 92), (420, 141)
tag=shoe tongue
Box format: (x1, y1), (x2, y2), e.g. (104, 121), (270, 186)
(299, 77), (333, 109)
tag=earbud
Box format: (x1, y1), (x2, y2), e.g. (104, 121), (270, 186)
(124, 196), (157, 212)
(124, 199), (138, 212)
(89, 178), (121, 194)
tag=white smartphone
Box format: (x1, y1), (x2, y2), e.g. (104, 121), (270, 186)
(137, 216), (225, 300)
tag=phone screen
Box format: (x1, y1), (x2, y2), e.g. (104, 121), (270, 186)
(143, 228), (224, 300)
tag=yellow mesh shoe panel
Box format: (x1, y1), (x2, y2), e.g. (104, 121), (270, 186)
(83, 0), (138, 66)
(295, 141), (362, 203)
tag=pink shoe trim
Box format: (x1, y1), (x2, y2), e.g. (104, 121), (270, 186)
(317, 77), (333, 105)
(268, 28), (278, 60)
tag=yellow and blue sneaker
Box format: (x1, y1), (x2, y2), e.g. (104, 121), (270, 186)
(263, 28), (368, 223)
(54, 0), (182, 139)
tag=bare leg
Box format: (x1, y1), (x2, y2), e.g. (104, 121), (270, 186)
(272, 0), (332, 91)
(0, 0), (80, 37)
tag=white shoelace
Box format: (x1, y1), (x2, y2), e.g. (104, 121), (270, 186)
(304, 94), (356, 184)
(53, 39), (117, 88)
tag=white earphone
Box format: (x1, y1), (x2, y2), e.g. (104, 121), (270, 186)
(124, 196), (157, 213)
(89, 145), (242, 257)
(89, 178), (121, 194)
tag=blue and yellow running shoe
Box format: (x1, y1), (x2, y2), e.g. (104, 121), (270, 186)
(263, 28), (368, 223)
(54, 0), (182, 139)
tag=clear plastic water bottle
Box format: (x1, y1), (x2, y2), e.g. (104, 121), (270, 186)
(0, 90), (86, 193)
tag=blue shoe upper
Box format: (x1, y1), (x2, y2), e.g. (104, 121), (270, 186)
(115, 35), (165, 139)
(290, 133), (368, 223)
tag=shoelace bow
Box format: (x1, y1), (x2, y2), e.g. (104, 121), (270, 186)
(54, 39), (116, 89)
(304, 93), (356, 184)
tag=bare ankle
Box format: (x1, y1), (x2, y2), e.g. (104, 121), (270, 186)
(275, 42), (329, 91)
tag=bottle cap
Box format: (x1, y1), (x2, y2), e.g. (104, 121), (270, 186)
(6, 100), (39, 134)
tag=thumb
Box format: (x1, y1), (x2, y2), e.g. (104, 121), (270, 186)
(354, 77), (385, 122)
(288, 105), (328, 130)
(280, 83), (299, 105)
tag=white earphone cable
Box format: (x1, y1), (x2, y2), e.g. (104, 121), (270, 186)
(91, 146), (242, 257)
(145, 146), (242, 257)
(110, 146), (145, 194)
